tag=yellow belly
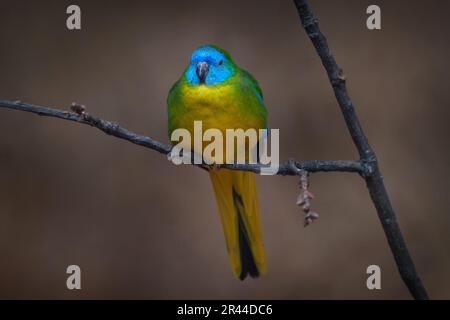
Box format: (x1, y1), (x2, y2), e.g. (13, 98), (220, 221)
(171, 83), (265, 164)
(176, 83), (263, 132)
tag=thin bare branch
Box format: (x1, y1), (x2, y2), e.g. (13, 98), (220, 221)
(293, 0), (428, 300)
(0, 99), (362, 176)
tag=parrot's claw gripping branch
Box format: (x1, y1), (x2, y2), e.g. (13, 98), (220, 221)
(0, 0), (429, 300)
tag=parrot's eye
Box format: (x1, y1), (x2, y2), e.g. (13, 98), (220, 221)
(218, 59), (224, 66)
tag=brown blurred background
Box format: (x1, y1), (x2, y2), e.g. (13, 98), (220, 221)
(0, 0), (449, 299)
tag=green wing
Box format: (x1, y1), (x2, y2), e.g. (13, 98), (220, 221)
(240, 69), (264, 101)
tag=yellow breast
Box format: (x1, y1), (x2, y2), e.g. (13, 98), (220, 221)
(169, 78), (265, 164)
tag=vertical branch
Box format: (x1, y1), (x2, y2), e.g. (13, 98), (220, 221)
(292, 0), (428, 299)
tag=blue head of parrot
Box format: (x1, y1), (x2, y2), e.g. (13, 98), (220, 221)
(184, 45), (236, 85)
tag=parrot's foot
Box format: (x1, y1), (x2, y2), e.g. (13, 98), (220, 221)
(203, 163), (222, 171)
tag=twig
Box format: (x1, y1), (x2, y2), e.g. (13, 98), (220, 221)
(0, 99), (363, 175)
(296, 169), (319, 227)
(293, 0), (428, 299)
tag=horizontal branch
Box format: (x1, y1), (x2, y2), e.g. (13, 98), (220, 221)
(0, 99), (171, 154)
(0, 99), (363, 176)
(225, 160), (362, 175)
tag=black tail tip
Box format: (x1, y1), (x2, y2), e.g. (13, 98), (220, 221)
(234, 188), (261, 281)
(239, 269), (260, 281)
(238, 216), (260, 280)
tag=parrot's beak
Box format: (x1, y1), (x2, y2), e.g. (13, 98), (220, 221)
(196, 61), (209, 84)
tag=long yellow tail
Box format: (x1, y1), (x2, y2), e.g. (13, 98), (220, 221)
(209, 169), (266, 280)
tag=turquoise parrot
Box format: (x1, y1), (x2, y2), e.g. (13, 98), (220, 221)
(167, 45), (268, 279)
